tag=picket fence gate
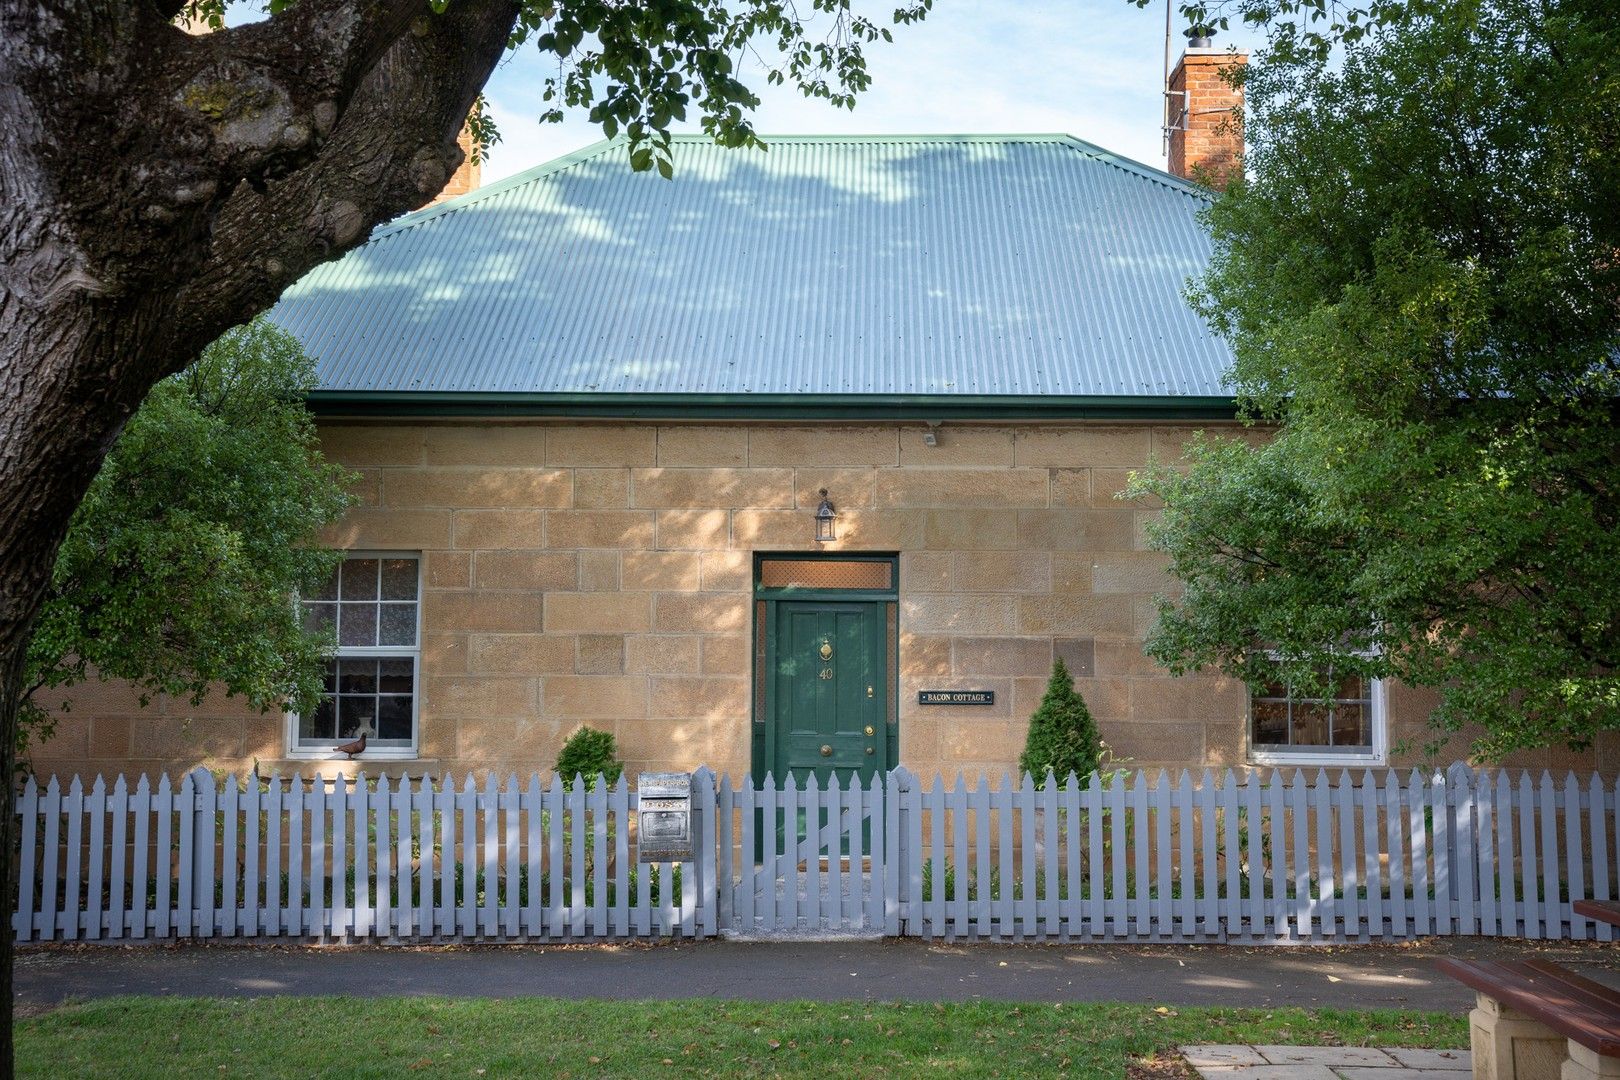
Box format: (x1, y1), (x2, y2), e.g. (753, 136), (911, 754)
(15, 764), (1620, 945)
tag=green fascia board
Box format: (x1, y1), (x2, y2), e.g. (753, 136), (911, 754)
(306, 391), (1239, 422)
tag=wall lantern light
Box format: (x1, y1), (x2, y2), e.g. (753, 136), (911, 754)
(814, 488), (837, 543)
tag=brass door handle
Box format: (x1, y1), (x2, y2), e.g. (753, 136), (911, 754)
(865, 747), (875, 756)
(820, 744), (832, 757)
(867, 685), (874, 698)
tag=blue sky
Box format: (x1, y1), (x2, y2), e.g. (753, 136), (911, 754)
(480, 1), (1263, 184)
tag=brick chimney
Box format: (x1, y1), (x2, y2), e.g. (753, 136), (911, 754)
(428, 125), (482, 206)
(1167, 29), (1246, 190)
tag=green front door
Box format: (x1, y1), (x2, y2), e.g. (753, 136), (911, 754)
(770, 600), (889, 786)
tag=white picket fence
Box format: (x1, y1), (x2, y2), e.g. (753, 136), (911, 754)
(15, 764), (1620, 945)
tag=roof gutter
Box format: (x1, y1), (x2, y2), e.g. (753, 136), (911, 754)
(305, 391), (1240, 422)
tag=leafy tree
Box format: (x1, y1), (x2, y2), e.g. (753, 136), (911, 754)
(20, 320), (353, 762)
(0, 3), (934, 1058)
(1019, 658), (1103, 787)
(1128, 0), (1620, 760)
(556, 725), (623, 791)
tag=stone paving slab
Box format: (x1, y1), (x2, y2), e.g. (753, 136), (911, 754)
(1181, 1046), (1471, 1078)
(1257, 1047), (1398, 1066)
(1183, 1047), (1271, 1068)
(1195, 1067), (1340, 1080)
(1381, 1049), (1470, 1069)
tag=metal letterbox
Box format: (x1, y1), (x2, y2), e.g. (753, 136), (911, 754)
(637, 771), (693, 862)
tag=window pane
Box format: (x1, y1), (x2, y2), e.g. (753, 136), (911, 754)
(1292, 701), (1332, 747)
(321, 663), (337, 695)
(1333, 674), (1367, 701)
(381, 558), (419, 601)
(377, 658), (414, 694)
(376, 695), (413, 741)
(1332, 703), (1369, 747)
(338, 602), (378, 647)
(338, 659), (378, 695)
(310, 567), (340, 602)
(302, 602), (336, 636)
(341, 558), (380, 600)
(300, 697), (336, 741)
(759, 558), (892, 590)
(379, 603), (417, 647)
(338, 696), (377, 739)
(1252, 700), (1289, 745)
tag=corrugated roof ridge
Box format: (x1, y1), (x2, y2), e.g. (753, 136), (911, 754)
(361, 132), (1211, 247)
(1049, 134), (1215, 200)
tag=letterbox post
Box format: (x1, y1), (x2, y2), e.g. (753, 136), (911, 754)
(637, 772), (694, 863)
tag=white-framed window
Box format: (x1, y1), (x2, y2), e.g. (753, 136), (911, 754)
(1247, 662), (1388, 767)
(288, 553), (421, 760)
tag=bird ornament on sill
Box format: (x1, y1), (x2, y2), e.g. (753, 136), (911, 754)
(335, 721), (375, 760)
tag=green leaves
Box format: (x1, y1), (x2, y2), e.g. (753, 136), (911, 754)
(21, 320), (355, 753)
(511, 0), (927, 174)
(1136, 0), (1620, 760)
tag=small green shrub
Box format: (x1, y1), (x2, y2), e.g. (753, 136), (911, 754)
(556, 726), (623, 791)
(1018, 657), (1102, 789)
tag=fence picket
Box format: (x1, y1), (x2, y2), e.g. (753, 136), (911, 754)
(287, 776), (305, 937)
(1243, 774), (1264, 940)
(1132, 772), (1153, 938)
(1475, 771), (1495, 938)
(1518, 771), (1540, 939)
(1385, 772), (1407, 940)
(1452, 766), (1477, 937)
(1153, 771), (1172, 940)
(131, 776), (151, 940)
(1565, 773), (1586, 942)
(1199, 771), (1218, 939)
(940, 776), (960, 939)
(1540, 773), (1561, 937)
(85, 776), (106, 940)
(1175, 770), (1195, 940)
(1496, 771), (1517, 938)
(108, 777), (128, 941)
(1410, 771), (1430, 937)
(1591, 775), (1612, 942)
(1361, 773), (1382, 940)
(243, 775), (261, 939)
(1017, 773), (1036, 939)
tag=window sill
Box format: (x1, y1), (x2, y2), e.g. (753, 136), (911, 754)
(284, 748), (421, 763)
(1248, 749), (1386, 769)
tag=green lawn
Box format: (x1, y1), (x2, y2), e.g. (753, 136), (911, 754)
(18, 996), (1467, 1078)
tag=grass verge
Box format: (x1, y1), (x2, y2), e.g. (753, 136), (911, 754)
(18, 996), (1466, 1078)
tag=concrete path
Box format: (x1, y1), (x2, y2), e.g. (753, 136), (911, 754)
(15, 937), (1617, 1012)
(1182, 1045), (1471, 1079)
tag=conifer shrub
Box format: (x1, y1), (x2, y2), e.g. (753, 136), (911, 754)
(1017, 657), (1102, 788)
(555, 725), (623, 791)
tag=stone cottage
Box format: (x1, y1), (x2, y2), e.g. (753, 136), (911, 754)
(34, 42), (1612, 786)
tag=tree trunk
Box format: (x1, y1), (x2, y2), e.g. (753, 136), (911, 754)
(0, 0), (520, 1069)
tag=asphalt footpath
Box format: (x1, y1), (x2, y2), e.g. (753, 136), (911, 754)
(15, 937), (1619, 1012)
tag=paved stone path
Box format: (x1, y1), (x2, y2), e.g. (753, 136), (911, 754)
(1182, 1045), (1471, 1079)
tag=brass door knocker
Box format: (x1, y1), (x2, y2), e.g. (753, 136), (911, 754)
(818, 637), (834, 679)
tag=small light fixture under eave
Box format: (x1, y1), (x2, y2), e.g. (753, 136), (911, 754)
(814, 488), (837, 543)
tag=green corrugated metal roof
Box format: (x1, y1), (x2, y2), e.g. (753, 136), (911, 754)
(271, 134), (1235, 413)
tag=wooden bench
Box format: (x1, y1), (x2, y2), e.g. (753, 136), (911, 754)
(1437, 956), (1620, 1079)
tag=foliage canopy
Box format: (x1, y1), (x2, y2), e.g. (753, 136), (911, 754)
(1128, 0), (1620, 759)
(21, 320), (354, 754)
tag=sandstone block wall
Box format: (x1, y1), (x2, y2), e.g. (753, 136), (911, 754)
(30, 419), (1615, 784)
